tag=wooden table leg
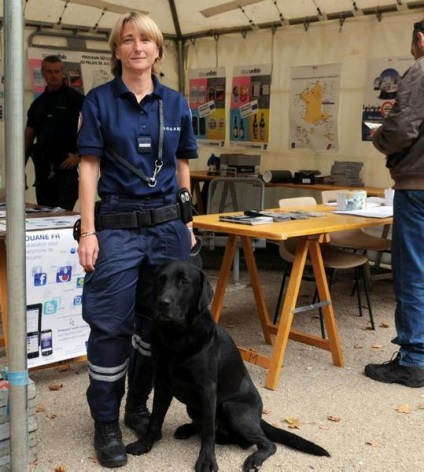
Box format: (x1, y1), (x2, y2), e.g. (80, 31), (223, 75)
(211, 233), (344, 391)
(308, 239), (344, 367)
(0, 240), (8, 350)
(210, 234), (237, 322)
(265, 237), (310, 390)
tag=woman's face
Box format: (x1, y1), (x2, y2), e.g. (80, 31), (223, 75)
(116, 21), (159, 75)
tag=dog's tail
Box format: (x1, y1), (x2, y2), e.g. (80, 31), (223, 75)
(261, 420), (330, 457)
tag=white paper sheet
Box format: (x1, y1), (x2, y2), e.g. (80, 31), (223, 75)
(333, 206), (393, 218)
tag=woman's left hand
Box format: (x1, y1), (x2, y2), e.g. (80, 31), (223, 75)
(188, 225), (196, 248)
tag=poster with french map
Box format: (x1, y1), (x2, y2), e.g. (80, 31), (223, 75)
(289, 63), (341, 151)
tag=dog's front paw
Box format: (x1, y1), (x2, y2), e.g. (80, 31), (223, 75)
(126, 439), (151, 456)
(242, 455), (263, 472)
(195, 455), (218, 472)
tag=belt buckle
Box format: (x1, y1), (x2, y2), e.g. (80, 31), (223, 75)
(136, 210), (152, 227)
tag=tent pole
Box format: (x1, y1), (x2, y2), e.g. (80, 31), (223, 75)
(4, 1), (29, 470)
(177, 39), (185, 94)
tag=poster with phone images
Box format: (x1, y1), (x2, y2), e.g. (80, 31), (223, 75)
(230, 64), (271, 150)
(28, 47), (113, 97)
(188, 67), (226, 146)
(26, 228), (89, 368)
(361, 56), (412, 141)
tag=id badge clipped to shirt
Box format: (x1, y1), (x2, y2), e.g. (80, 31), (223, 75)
(137, 136), (152, 154)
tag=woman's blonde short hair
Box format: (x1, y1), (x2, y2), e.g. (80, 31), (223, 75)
(109, 12), (164, 77)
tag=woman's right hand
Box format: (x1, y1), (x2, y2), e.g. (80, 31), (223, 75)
(77, 234), (99, 272)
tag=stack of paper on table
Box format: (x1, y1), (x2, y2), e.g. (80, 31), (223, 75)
(333, 206), (393, 218)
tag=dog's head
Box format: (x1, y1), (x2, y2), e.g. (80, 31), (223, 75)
(153, 260), (214, 327)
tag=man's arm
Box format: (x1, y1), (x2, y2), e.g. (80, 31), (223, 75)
(24, 126), (36, 165)
(373, 62), (424, 155)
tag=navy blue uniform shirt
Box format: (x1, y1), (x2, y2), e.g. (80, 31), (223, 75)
(26, 83), (84, 165)
(78, 75), (198, 198)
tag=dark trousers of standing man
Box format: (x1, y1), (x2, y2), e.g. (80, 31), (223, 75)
(34, 166), (79, 211)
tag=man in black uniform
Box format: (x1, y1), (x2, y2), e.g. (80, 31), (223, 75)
(25, 55), (85, 210)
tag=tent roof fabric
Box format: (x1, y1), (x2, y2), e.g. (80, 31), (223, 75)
(5, 0), (424, 40)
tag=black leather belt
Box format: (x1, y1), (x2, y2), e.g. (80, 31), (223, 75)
(95, 203), (182, 230)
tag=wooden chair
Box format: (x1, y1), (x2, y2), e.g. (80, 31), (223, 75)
(274, 196), (374, 334)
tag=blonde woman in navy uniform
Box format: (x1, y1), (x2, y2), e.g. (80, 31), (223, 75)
(77, 12), (198, 468)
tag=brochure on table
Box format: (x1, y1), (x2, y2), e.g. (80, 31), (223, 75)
(333, 206), (393, 218)
(0, 214), (80, 231)
(26, 227), (89, 368)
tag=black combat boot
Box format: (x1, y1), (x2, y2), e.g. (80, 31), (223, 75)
(124, 394), (151, 437)
(94, 421), (127, 468)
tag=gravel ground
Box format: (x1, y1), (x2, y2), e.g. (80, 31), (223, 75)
(7, 266), (424, 472)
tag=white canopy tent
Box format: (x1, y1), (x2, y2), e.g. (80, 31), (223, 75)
(2, 0), (421, 196)
(12, 0), (424, 38)
(1, 1), (424, 469)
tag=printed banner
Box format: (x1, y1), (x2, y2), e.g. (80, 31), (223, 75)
(188, 67), (226, 146)
(26, 228), (89, 368)
(27, 47), (113, 96)
(289, 64), (341, 151)
(230, 64), (271, 150)
(361, 56), (412, 141)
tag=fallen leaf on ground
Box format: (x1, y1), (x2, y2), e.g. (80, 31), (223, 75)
(353, 344), (363, 349)
(54, 467), (66, 472)
(379, 322), (390, 328)
(327, 415), (341, 422)
(371, 343), (384, 350)
(47, 413), (57, 419)
(319, 425), (330, 430)
(262, 409), (270, 415)
(36, 403), (45, 412)
(284, 416), (301, 429)
(48, 383), (63, 391)
(395, 404), (412, 414)
(366, 439), (382, 447)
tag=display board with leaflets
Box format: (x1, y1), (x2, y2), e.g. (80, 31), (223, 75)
(25, 227), (89, 368)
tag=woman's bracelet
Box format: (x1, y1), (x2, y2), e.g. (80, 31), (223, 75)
(80, 231), (97, 238)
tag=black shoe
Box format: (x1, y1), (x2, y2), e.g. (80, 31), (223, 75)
(94, 421), (127, 468)
(365, 352), (424, 388)
(124, 400), (151, 437)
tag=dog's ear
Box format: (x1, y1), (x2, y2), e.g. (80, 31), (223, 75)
(197, 270), (214, 311)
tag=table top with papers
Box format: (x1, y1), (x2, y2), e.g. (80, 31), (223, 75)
(193, 204), (392, 241)
(0, 203), (78, 234)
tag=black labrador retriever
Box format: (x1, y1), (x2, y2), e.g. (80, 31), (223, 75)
(126, 260), (330, 471)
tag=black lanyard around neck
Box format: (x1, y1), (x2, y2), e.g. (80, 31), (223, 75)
(150, 98), (164, 187)
(107, 98), (164, 188)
